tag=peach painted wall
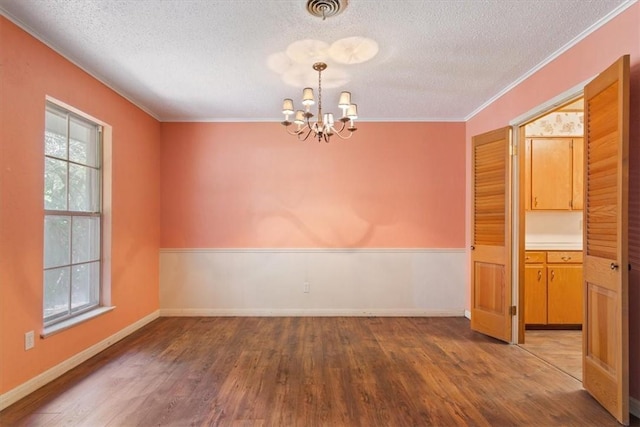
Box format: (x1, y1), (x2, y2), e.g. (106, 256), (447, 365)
(160, 122), (465, 249)
(465, 3), (640, 401)
(0, 17), (161, 394)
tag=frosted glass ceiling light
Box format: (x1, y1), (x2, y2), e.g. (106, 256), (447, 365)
(281, 62), (357, 143)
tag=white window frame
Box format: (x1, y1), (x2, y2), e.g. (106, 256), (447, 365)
(43, 98), (113, 336)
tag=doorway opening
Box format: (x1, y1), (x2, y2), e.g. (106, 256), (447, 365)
(514, 96), (585, 381)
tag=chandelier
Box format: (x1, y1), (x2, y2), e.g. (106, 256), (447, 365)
(280, 62), (358, 143)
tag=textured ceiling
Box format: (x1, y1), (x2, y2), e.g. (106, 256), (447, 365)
(0, 0), (634, 121)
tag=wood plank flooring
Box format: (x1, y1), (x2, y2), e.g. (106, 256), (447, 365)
(0, 317), (636, 426)
(520, 330), (582, 381)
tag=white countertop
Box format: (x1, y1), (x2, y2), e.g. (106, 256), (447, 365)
(525, 242), (583, 251)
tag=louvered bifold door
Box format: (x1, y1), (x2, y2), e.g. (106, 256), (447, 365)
(470, 127), (512, 342)
(583, 55), (629, 426)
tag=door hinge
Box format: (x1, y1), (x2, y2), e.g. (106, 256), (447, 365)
(509, 143), (517, 156)
(509, 305), (517, 316)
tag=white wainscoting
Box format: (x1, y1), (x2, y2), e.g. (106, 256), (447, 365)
(159, 248), (466, 317)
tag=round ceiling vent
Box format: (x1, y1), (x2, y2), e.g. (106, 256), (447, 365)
(306, 0), (348, 20)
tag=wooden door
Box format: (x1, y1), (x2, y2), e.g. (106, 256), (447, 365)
(583, 55), (629, 425)
(531, 138), (573, 210)
(471, 127), (512, 342)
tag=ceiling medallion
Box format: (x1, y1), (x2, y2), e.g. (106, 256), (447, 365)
(306, 0), (347, 20)
(281, 62), (357, 143)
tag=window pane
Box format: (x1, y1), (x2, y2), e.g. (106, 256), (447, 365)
(44, 215), (70, 268)
(44, 158), (67, 210)
(69, 164), (100, 212)
(71, 262), (100, 312)
(69, 117), (99, 167)
(72, 216), (100, 263)
(44, 267), (70, 320)
(45, 108), (67, 159)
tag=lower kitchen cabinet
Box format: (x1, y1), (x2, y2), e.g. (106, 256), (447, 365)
(524, 250), (583, 326)
(547, 264), (583, 324)
(524, 264), (547, 324)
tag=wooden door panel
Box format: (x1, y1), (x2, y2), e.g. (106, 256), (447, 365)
(586, 283), (617, 371)
(583, 55), (629, 425)
(475, 262), (505, 314)
(471, 127), (511, 342)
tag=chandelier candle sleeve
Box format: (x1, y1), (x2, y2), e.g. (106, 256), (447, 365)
(280, 62), (358, 143)
(339, 91), (351, 115)
(282, 99), (294, 115)
(347, 104), (358, 119)
(302, 88), (315, 107)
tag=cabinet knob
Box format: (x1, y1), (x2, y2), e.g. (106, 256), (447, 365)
(610, 263), (619, 270)
(561, 256), (571, 261)
(550, 270), (555, 281)
(470, 246), (475, 250)
(537, 270), (542, 281)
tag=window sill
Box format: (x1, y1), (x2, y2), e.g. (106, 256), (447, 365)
(41, 306), (116, 338)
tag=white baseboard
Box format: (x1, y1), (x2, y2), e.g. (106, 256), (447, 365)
(631, 396), (640, 419)
(0, 310), (160, 411)
(159, 308), (465, 317)
(464, 309), (471, 319)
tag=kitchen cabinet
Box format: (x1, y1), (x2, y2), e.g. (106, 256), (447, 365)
(524, 250), (583, 326)
(524, 137), (583, 211)
(524, 255), (546, 325)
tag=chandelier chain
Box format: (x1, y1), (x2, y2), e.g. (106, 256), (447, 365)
(317, 65), (322, 127)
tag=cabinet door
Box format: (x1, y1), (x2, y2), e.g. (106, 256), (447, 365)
(572, 138), (584, 210)
(524, 265), (547, 324)
(547, 265), (583, 324)
(530, 138), (572, 210)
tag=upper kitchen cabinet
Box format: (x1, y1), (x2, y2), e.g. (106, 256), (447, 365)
(524, 137), (584, 211)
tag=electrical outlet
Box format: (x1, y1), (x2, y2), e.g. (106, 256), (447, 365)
(25, 331), (35, 350)
(304, 281), (310, 293)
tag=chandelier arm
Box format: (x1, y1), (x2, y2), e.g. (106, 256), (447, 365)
(297, 126), (314, 142)
(329, 128), (354, 140)
(286, 127), (303, 136)
(333, 120), (347, 133)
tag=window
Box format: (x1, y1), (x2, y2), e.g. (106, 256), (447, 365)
(43, 103), (102, 326)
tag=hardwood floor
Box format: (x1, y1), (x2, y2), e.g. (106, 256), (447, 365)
(520, 330), (582, 381)
(0, 317), (636, 426)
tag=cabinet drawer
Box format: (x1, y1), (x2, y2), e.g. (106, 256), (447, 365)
(547, 251), (583, 264)
(525, 251), (546, 264)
